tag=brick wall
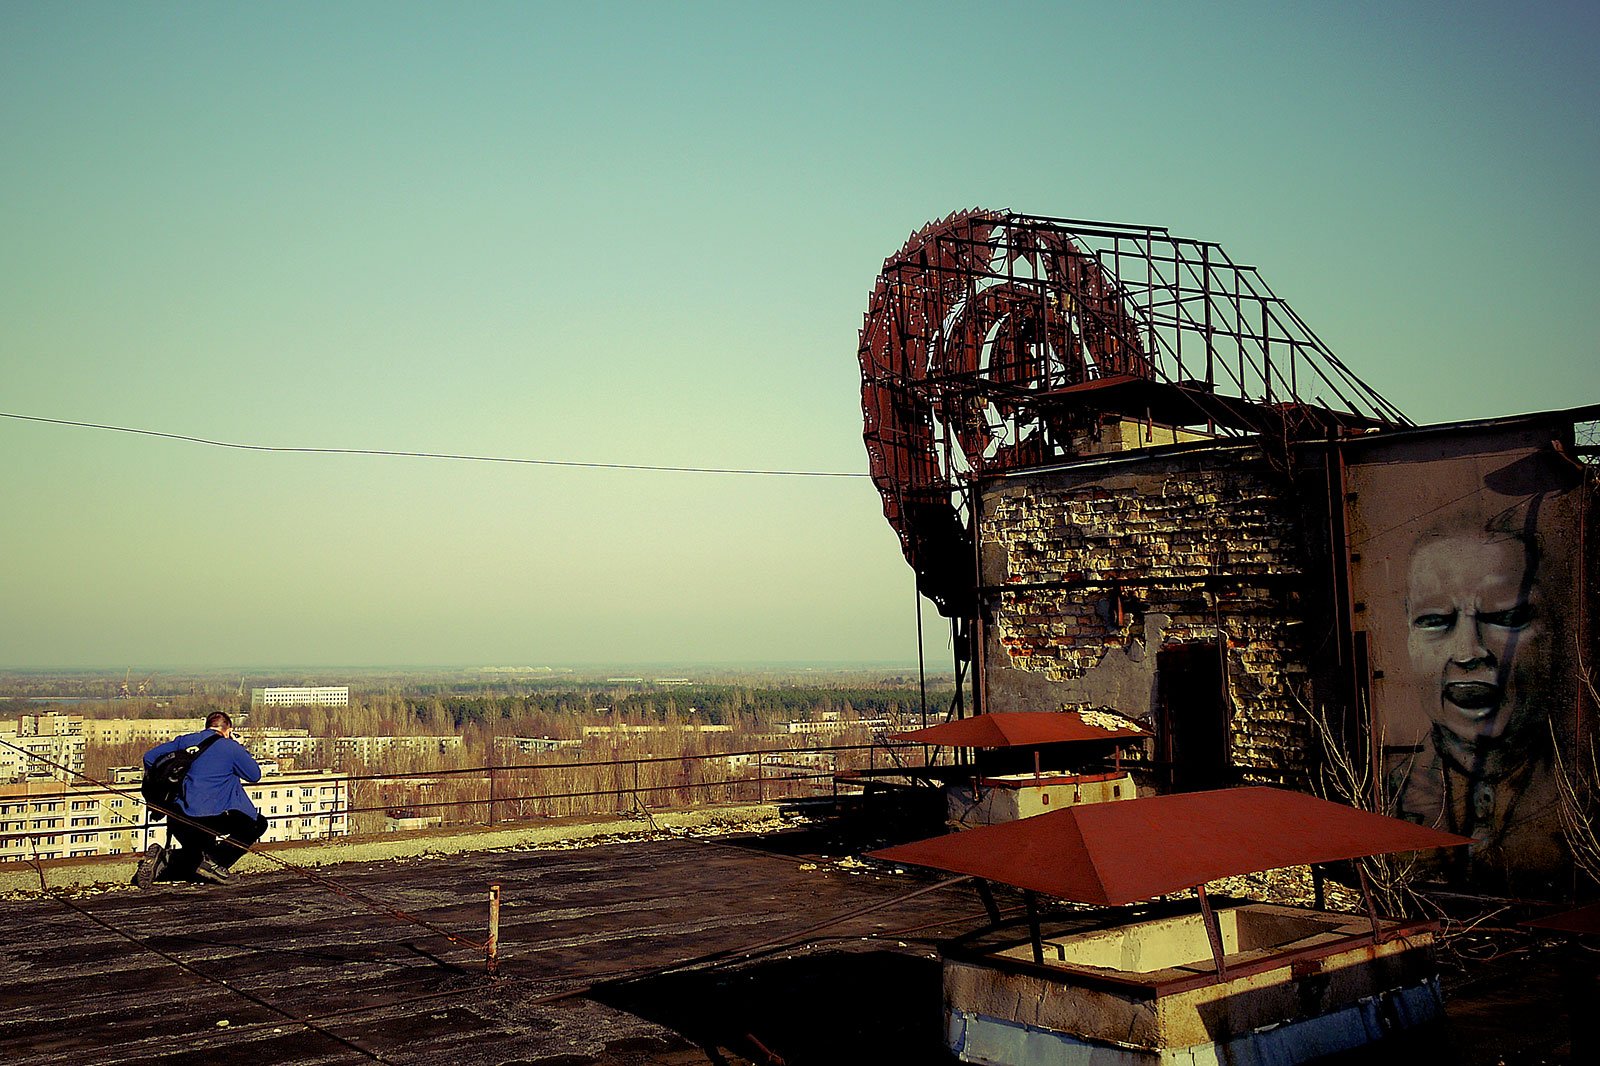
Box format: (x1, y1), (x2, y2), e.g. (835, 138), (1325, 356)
(979, 446), (1315, 784)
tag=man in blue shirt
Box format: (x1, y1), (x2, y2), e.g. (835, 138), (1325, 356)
(139, 711), (269, 885)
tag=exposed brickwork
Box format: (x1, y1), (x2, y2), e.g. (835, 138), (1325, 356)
(981, 451), (1314, 784)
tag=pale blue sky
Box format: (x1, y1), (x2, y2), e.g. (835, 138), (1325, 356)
(3, 2), (1596, 668)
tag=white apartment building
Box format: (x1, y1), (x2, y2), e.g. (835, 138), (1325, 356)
(579, 724), (733, 737)
(0, 776), (147, 862)
(0, 714), (86, 783)
(784, 717), (889, 735)
(81, 719), (326, 766)
(0, 765), (350, 864)
(78, 717), (196, 747)
(335, 735), (463, 765)
(236, 727), (325, 765)
(250, 686), (350, 708)
(247, 767), (350, 843)
(501, 736), (584, 754)
(722, 751), (837, 770)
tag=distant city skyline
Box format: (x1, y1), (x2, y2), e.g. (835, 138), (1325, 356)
(4, 3), (1596, 667)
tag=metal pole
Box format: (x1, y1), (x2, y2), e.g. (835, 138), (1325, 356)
(970, 483), (987, 718)
(1202, 242), (1214, 389)
(1197, 883), (1227, 977)
(974, 879), (1003, 925)
(1024, 890), (1044, 965)
(1261, 302), (1271, 404)
(916, 575), (928, 731)
(486, 883), (501, 976)
(1357, 863), (1385, 943)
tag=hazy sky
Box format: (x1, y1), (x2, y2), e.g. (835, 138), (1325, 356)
(3, 3), (1596, 669)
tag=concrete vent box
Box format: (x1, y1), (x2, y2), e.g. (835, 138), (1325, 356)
(943, 903), (1441, 1066)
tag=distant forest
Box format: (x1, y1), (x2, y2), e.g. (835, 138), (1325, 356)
(0, 669), (961, 738)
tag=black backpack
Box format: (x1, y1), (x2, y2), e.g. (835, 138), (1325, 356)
(142, 731), (223, 812)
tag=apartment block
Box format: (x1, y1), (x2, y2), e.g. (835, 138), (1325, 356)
(784, 718), (889, 735)
(335, 735), (462, 763)
(0, 713), (86, 783)
(0, 775), (149, 862)
(0, 764), (350, 864)
(250, 686), (350, 708)
(247, 767), (351, 843)
(236, 727), (326, 765)
(78, 717), (196, 748)
(579, 724), (732, 737)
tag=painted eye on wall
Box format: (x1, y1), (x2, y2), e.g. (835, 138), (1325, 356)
(1477, 605), (1534, 629)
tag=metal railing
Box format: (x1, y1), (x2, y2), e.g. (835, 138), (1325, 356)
(0, 740), (936, 860)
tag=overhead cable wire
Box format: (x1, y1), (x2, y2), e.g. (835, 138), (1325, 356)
(0, 411), (870, 478)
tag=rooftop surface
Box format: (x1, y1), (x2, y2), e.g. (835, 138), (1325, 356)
(0, 814), (1582, 1065)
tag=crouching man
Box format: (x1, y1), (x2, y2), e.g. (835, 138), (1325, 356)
(140, 711), (269, 885)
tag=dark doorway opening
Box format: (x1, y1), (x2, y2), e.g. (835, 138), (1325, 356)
(1157, 641), (1231, 791)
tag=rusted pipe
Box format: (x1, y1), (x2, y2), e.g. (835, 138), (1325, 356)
(486, 883), (501, 976)
(745, 1031), (786, 1066)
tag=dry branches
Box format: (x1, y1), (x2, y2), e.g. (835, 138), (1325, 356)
(1292, 686), (1430, 918)
(1550, 663), (1600, 886)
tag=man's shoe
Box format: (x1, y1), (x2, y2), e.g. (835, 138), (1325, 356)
(194, 857), (230, 885)
(133, 844), (166, 890)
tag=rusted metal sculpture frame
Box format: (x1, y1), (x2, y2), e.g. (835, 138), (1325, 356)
(859, 210), (1410, 621)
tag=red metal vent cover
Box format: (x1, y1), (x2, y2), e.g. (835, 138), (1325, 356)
(869, 785), (1470, 906)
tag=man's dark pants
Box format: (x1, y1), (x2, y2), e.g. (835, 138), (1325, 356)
(167, 811), (269, 877)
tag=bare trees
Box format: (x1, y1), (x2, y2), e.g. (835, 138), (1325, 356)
(1294, 688), (1429, 918)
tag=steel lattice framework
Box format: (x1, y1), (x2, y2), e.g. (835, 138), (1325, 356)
(859, 209), (1409, 618)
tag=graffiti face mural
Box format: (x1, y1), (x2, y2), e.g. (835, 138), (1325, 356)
(1405, 531), (1547, 751)
(1386, 524), (1564, 884)
(1349, 425), (1587, 893)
